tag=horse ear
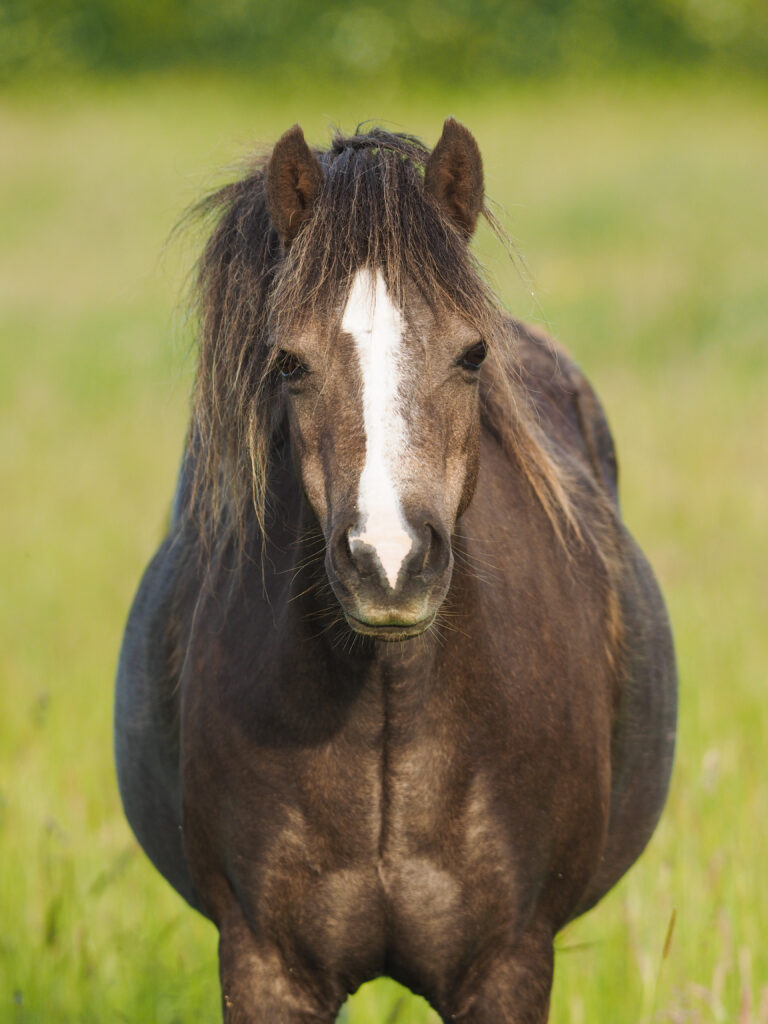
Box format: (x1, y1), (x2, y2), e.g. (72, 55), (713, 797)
(266, 125), (323, 248)
(424, 118), (484, 238)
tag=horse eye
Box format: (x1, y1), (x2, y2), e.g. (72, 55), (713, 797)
(276, 350), (307, 380)
(460, 340), (488, 370)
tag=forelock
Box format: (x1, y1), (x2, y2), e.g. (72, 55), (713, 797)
(268, 128), (498, 338)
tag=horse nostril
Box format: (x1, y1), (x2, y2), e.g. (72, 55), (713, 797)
(326, 524), (355, 580)
(344, 526), (380, 581)
(417, 523), (451, 580)
(419, 524), (436, 573)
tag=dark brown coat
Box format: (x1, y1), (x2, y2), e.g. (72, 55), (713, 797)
(115, 122), (676, 1023)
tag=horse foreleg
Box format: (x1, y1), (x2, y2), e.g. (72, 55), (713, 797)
(217, 904), (339, 1024)
(448, 924), (554, 1024)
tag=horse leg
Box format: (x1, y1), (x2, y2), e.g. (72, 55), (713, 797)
(448, 924), (554, 1024)
(218, 904), (339, 1024)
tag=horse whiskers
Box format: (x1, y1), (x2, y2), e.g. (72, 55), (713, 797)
(425, 619), (447, 649)
(288, 580), (328, 604)
(299, 604), (342, 624)
(338, 627), (360, 656)
(452, 542), (500, 568)
(280, 555), (326, 586)
(282, 531), (327, 554)
(290, 525), (326, 546)
(293, 582), (337, 611)
(304, 617), (347, 645)
(452, 541), (502, 573)
(432, 613), (472, 642)
(429, 607), (463, 621)
(452, 556), (500, 588)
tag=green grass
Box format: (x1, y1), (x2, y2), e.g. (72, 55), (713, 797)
(1, 73), (766, 1022)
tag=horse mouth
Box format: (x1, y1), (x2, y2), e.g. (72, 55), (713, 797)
(343, 612), (435, 641)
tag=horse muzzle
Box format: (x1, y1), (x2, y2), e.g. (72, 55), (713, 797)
(326, 518), (453, 641)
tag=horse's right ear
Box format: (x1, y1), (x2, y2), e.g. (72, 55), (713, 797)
(266, 125), (323, 248)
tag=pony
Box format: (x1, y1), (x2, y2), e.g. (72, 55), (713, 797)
(115, 119), (677, 1023)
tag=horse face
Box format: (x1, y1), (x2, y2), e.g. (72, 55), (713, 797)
(266, 118), (486, 640)
(277, 269), (485, 640)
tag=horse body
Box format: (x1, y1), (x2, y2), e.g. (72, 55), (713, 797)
(115, 122), (676, 1022)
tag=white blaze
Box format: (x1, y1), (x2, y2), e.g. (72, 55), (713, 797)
(342, 268), (415, 590)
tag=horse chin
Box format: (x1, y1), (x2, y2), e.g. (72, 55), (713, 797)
(343, 611), (435, 642)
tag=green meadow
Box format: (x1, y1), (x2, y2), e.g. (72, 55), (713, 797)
(1, 74), (766, 1022)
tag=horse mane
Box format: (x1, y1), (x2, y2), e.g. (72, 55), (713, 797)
(184, 126), (598, 563)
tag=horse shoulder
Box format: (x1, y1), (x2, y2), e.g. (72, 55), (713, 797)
(511, 319), (620, 505)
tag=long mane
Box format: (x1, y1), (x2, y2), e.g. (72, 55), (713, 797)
(184, 127), (598, 562)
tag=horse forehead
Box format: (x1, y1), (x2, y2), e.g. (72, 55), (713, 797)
(341, 268), (404, 348)
(340, 269), (410, 417)
(289, 270), (472, 373)
(340, 267), (408, 432)
(339, 269), (452, 366)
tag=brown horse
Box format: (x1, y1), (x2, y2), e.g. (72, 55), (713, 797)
(115, 120), (676, 1023)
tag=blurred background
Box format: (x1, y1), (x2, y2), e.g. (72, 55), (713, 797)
(3, 0), (768, 80)
(1, 1), (767, 1021)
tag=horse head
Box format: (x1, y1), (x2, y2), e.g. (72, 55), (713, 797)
(264, 120), (487, 640)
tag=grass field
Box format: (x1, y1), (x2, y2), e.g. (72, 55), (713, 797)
(1, 73), (766, 1022)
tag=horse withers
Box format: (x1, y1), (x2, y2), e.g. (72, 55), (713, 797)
(115, 120), (676, 1023)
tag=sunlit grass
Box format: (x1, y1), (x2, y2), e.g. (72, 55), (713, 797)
(1, 73), (766, 1022)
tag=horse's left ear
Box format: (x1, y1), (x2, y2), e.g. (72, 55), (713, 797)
(266, 124), (323, 248)
(424, 118), (484, 239)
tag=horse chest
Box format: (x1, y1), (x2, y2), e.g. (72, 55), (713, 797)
(187, 630), (604, 981)
(240, 692), (519, 978)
